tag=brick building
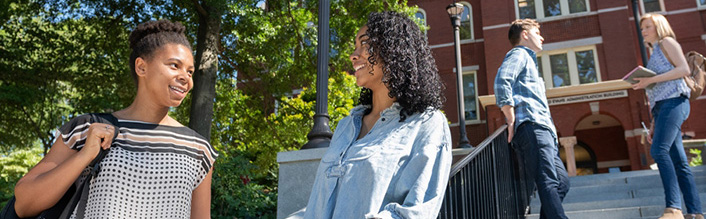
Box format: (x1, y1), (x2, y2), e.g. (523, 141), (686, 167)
(409, 0), (706, 174)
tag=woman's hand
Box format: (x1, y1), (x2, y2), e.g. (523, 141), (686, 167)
(14, 122), (115, 217)
(78, 123), (116, 159)
(632, 77), (654, 90)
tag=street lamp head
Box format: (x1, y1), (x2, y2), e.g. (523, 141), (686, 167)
(446, 3), (464, 17)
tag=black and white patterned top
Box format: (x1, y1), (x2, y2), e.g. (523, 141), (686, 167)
(58, 114), (218, 219)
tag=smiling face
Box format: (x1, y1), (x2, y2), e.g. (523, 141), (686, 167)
(349, 26), (385, 91)
(641, 18), (659, 44)
(134, 43), (194, 108)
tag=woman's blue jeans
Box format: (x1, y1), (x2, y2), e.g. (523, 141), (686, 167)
(513, 122), (570, 219)
(651, 96), (702, 214)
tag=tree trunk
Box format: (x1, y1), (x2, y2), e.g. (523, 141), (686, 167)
(189, 1), (221, 140)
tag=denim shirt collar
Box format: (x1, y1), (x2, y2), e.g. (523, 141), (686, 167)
(515, 45), (536, 56)
(515, 45), (538, 68)
(350, 102), (402, 118)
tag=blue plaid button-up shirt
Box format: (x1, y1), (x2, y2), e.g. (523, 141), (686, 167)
(494, 46), (557, 141)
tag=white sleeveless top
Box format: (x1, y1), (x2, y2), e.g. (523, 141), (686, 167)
(58, 114), (217, 219)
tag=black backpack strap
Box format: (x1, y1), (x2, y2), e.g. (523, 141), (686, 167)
(59, 113), (119, 219)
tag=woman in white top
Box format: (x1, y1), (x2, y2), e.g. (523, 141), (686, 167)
(13, 20), (217, 218)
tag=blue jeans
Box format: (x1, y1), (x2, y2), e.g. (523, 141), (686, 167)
(513, 122), (570, 219)
(651, 96), (702, 214)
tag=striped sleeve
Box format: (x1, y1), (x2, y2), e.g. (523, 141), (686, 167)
(192, 132), (218, 171)
(57, 114), (93, 150)
(190, 131), (218, 188)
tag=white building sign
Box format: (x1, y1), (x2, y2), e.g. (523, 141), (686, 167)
(548, 90), (628, 106)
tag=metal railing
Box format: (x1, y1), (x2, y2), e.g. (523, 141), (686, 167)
(438, 125), (535, 219)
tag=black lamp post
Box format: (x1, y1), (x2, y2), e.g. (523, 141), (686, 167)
(302, 0), (333, 149)
(631, 0), (648, 65)
(447, 3), (473, 148)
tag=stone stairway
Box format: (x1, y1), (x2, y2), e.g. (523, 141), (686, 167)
(526, 165), (706, 219)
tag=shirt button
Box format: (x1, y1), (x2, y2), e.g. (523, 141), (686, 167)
(381, 118), (386, 121)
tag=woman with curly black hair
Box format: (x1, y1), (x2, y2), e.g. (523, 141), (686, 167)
(12, 20), (217, 218)
(302, 11), (452, 219)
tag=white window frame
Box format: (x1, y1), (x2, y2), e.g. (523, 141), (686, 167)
(415, 8), (428, 35)
(461, 70), (480, 123)
(698, 0), (706, 8)
(274, 88), (303, 115)
(537, 45), (601, 88)
(639, 0), (665, 14)
(514, 0), (591, 21)
(459, 1), (474, 41)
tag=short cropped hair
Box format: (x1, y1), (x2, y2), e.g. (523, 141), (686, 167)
(128, 20), (192, 85)
(508, 19), (540, 46)
(640, 13), (676, 47)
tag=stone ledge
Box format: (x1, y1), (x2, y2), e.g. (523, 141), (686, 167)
(277, 148), (328, 163)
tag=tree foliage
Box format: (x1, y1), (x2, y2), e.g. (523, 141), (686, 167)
(0, 2), (134, 154)
(0, 0), (421, 216)
(0, 144), (43, 206)
(690, 148), (702, 167)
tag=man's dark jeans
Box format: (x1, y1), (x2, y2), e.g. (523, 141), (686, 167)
(513, 122), (570, 219)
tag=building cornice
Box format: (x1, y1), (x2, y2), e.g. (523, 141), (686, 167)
(478, 79), (633, 107)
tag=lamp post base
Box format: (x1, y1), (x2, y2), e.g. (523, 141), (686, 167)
(302, 114), (333, 149)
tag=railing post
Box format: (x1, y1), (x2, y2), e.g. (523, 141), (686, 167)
(491, 140), (501, 218)
(437, 125), (535, 219)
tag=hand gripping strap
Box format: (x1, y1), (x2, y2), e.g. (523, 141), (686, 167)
(59, 113), (119, 219)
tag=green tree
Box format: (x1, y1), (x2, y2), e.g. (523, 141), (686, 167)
(0, 0), (422, 216)
(690, 148), (702, 167)
(206, 1), (419, 216)
(0, 2), (133, 154)
(0, 144), (43, 206)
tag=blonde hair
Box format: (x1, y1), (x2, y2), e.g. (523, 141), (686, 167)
(640, 13), (676, 47)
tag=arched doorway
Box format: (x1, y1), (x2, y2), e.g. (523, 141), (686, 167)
(570, 114), (631, 174)
(560, 141), (597, 175)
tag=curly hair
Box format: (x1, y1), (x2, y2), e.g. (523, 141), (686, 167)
(358, 11), (445, 121)
(128, 20), (191, 85)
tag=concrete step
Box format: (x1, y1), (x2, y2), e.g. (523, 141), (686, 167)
(529, 178), (706, 207)
(530, 193), (706, 213)
(527, 201), (706, 219)
(565, 176), (706, 199)
(569, 165), (706, 188)
(527, 206), (643, 219)
(526, 165), (706, 218)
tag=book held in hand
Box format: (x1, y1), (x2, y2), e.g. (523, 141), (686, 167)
(622, 66), (657, 89)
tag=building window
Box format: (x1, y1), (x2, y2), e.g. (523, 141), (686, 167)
(459, 2), (473, 40)
(537, 46), (600, 88)
(415, 9), (427, 35)
(462, 71), (479, 121)
(640, 0), (663, 14)
(518, 0), (537, 19)
(575, 49), (598, 84)
(516, 0), (589, 20)
(549, 53), (570, 87)
(699, 0), (706, 7)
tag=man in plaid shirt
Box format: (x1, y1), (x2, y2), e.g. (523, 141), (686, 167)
(494, 19), (569, 219)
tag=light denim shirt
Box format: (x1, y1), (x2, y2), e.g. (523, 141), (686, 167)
(494, 46), (558, 142)
(303, 103), (452, 219)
